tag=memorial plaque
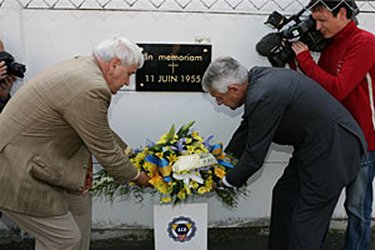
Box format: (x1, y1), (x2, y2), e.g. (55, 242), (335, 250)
(136, 43), (211, 92)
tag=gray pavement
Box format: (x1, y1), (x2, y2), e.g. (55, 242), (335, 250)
(0, 227), (374, 250)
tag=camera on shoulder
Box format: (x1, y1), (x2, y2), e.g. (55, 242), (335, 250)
(0, 51), (26, 83)
(256, 7), (328, 67)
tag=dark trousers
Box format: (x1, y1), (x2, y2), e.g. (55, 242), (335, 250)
(268, 130), (362, 250)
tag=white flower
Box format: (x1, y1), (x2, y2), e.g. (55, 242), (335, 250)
(173, 171), (204, 187)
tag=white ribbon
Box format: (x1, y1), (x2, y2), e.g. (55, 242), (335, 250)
(172, 153), (218, 172)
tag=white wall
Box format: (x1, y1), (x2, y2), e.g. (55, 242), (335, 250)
(0, 1), (374, 229)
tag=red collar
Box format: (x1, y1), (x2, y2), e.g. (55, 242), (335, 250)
(332, 20), (357, 41)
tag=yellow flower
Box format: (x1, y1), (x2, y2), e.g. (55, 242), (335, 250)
(172, 134), (179, 143)
(185, 137), (193, 144)
(130, 158), (140, 169)
(214, 167), (226, 179)
(155, 152), (164, 159)
(177, 189), (186, 200)
(157, 133), (168, 144)
(205, 177), (213, 190)
(197, 186), (210, 194)
(167, 153), (178, 165)
(130, 151), (147, 169)
(184, 185), (192, 195)
(192, 131), (203, 142)
(161, 195), (172, 204)
(134, 151), (146, 162)
(158, 183), (170, 194)
(190, 181), (199, 190)
(194, 149), (203, 154)
(187, 145), (196, 154)
(149, 174), (170, 194)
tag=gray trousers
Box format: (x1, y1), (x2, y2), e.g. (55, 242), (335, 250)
(4, 192), (92, 250)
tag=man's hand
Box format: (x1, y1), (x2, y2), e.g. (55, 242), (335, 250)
(0, 76), (14, 100)
(213, 179), (226, 190)
(214, 177), (234, 190)
(291, 41), (309, 55)
(133, 171), (152, 188)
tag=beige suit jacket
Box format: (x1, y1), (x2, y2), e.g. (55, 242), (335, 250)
(0, 56), (138, 216)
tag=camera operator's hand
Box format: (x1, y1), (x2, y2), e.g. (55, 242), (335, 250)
(292, 41), (309, 56)
(133, 171), (152, 188)
(0, 75), (15, 100)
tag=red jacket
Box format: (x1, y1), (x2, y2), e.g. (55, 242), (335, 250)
(295, 21), (375, 150)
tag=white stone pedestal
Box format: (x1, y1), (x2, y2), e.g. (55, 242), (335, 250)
(153, 203), (207, 250)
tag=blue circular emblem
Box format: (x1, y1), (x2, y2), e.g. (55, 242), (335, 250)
(167, 216), (197, 242)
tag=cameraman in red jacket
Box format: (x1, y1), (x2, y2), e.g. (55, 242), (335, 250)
(292, 1), (375, 249)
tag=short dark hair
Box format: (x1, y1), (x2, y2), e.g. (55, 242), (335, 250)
(309, 0), (357, 19)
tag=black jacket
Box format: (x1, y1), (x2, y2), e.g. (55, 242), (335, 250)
(225, 67), (367, 190)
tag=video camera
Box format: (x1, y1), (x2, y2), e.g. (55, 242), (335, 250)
(0, 51), (26, 84)
(256, 7), (328, 67)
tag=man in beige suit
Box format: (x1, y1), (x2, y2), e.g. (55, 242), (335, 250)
(0, 36), (150, 250)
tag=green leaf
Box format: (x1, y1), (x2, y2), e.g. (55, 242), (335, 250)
(148, 144), (163, 152)
(177, 121), (195, 138)
(165, 124), (176, 143)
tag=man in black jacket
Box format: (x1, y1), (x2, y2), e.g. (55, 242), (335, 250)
(202, 56), (366, 249)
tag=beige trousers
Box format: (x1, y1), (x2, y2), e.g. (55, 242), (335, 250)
(4, 192), (92, 250)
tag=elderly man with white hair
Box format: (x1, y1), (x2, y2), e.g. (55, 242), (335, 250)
(0, 36), (150, 250)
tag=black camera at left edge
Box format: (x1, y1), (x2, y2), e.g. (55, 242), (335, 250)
(0, 51), (26, 83)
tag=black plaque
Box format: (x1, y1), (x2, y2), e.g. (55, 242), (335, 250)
(136, 43), (211, 92)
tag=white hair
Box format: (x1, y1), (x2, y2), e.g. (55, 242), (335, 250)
(202, 57), (248, 93)
(93, 36), (144, 68)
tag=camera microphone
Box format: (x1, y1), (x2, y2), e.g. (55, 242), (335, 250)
(255, 32), (283, 57)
